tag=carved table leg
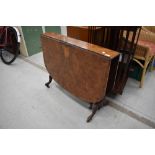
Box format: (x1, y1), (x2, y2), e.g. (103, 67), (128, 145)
(89, 103), (93, 109)
(45, 75), (52, 88)
(87, 103), (98, 122)
(86, 99), (108, 123)
(100, 99), (109, 108)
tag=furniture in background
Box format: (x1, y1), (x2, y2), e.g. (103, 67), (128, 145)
(143, 26), (155, 71)
(133, 27), (155, 88)
(41, 32), (120, 122)
(143, 26), (155, 34)
(67, 26), (89, 42)
(89, 26), (141, 94)
(68, 26), (141, 94)
(67, 26), (102, 42)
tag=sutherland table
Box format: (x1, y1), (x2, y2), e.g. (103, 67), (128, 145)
(41, 32), (120, 122)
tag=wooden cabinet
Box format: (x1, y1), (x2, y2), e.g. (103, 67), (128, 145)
(67, 26), (89, 42)
(67, 26), (102, 42)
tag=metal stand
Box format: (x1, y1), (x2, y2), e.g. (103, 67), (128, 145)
(45, 75), (52, 88)
(87, 99), (108, 123)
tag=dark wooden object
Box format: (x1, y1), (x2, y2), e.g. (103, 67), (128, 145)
(68, 26), (141, 94)
(88, 26), (141, 94)
(41, 32), (120, 122)
(67, 26), (102, 42)
(67, 26), (89, 42)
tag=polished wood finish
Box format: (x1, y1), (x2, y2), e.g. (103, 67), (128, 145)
(67, 26), (141, 94)
(41, 32), (120, 103)
(67, 26), (102, 43)
(42, 32), (119, 59)
(41, 32), (120, 122)
(67, 26), (89, 42)
(93, 26), (141, 94)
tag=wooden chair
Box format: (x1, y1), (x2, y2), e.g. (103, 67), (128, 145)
(143, 26), (155, 71)
(133, 27), (155, 88)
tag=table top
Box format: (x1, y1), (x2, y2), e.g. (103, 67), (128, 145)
(42, 32), (120, 60)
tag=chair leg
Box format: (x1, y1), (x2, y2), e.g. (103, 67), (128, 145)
(150, 56), (155, 72)
(140, 69), (145, 88)
(139, 54), (152, 88)
(140, 64), (147, 88)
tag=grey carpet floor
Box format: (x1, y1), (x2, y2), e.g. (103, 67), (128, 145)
(0, 58), (151, 128)
(108, 71), (155, 126)
(27, 52), (155, 127)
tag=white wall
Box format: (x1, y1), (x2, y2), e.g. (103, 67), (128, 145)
(17, 26), (28, 57)
(61, 26), (67, 36)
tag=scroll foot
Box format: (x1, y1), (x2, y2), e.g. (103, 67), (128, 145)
(87, 104), (98, 122)
(45, 75), (52, 88)
(86, 99), (108, 123)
